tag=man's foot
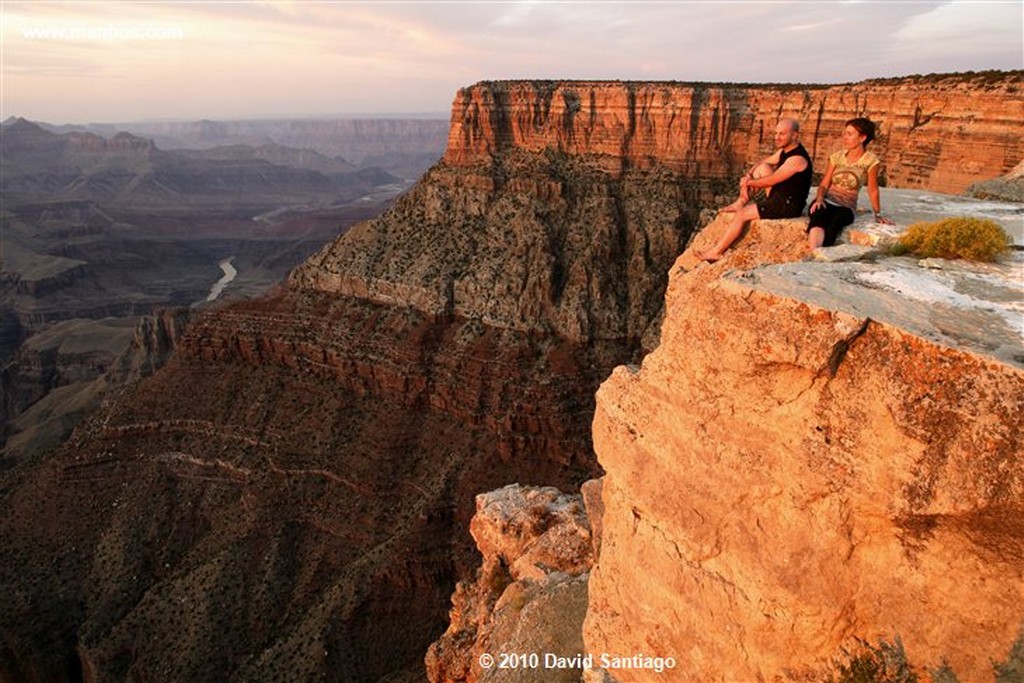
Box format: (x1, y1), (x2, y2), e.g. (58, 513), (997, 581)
(694, 250), (722, 263)
(717, 199), (745, 213)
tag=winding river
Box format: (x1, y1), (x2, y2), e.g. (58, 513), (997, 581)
(205, 257), (237, 302)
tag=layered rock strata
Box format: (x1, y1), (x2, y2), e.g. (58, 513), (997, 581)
(0, 82), (697, 681)
(585, 215), (1024, 681)
(447, 73), (1023, 194)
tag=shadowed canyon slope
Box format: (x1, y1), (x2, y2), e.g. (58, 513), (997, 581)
(0, 87), (700, 682)
(1, 73), (1021, 682)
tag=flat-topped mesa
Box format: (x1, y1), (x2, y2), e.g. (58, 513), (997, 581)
(444, 74), (1024, 192)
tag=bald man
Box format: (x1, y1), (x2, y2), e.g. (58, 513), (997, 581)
(698, 118), (812, 262)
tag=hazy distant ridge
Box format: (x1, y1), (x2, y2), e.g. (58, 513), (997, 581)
(27, 116), (450, 178)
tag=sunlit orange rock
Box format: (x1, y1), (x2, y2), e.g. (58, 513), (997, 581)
(585, 214), (1024, 681)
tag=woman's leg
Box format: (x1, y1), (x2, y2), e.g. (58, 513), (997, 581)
(807, 226), (827, 249)
(807, 204), (855, 248)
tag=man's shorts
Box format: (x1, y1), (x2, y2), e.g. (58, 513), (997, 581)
(756, 191), (806, 220)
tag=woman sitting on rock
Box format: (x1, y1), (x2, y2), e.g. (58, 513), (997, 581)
(808, 117), (893, 248)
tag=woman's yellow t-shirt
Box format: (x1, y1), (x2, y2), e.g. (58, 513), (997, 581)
(827, 150), (880, 210)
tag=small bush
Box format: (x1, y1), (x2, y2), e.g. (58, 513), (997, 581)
(894, 217), (1012, 262)
(827, 637), (919, 683)
(994, 624), (1024, 683)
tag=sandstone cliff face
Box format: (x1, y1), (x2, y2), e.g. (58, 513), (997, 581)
(446, 74), (1023, 194)
(585, 215), (1023, 681)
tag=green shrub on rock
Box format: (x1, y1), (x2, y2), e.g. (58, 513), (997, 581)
(893, 217), (1012, 262)
(827, 637), (919, 683)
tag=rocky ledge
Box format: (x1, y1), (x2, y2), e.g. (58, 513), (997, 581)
(583, 214), (1023, 681)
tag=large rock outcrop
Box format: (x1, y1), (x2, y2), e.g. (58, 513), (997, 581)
(585, 215), (1024, 681)
(426, 484), (594, 683)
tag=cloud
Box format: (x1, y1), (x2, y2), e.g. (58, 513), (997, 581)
(3, 0), (1020, 122)
(887, 1), (1023, 69)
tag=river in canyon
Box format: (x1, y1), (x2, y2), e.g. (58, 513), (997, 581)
(204, 257), (238, 302)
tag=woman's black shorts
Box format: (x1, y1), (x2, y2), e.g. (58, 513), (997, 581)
(807, 202), (855, 246)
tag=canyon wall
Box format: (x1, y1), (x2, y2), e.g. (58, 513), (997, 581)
(446, 73), (1023, 194)
(585, 216), (1023, 681)
(0, 84), (698, 682)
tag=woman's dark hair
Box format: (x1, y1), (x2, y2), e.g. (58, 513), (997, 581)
(845, 117), (876, 146)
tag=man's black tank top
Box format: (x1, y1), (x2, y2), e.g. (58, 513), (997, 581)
(774, 143), (813, 208)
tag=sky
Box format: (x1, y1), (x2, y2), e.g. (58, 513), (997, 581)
(1, 0), (1022, 124)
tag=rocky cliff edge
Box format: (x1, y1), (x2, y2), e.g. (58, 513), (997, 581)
(585, 214), (1023, 681)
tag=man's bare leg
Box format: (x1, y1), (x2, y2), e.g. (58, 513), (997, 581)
(717, 196), (747, 214)
(697, 203), (761, 262)
(718, 162), (775, 213)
